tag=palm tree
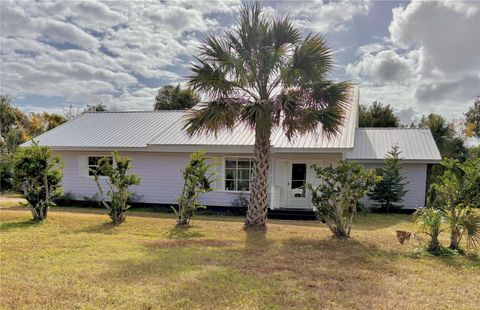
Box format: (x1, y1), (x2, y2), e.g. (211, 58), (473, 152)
(184, 2), (350, 230)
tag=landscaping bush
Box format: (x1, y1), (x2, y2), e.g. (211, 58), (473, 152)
(13, 143), (63, 220)
(92, 152), (141, 225)
(433, 158), (480, 250)
(172, 151), (216, 227)
(413, 207), (445, 255)
(368, 145), (408, 212)
(307, 161), (378, 238)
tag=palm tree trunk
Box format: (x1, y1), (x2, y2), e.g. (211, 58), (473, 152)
(245, 133), (270, 230)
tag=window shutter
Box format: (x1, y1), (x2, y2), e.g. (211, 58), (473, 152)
(78, 155), (88, 177)
(214, 157), (224, 191)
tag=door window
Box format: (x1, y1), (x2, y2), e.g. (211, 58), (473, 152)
(291, 163), (307, 198)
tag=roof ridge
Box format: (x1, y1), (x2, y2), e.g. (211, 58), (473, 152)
(84, 110), (187, 114)
(357, 127), (430, 130)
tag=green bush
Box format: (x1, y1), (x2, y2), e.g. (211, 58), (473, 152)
(92, 152), (141, 225)
(172, 151), (216, 227)
(13, 142), (63, 221)
(307, 161), (378, 238)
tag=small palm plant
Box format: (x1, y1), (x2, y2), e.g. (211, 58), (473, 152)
(413, 207), (444, 254)
(434, 158), (480, 250)
(184, 2), (350, 230)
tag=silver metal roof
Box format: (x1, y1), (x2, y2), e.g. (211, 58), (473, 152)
(26, 86), (359, 152)
(346, 128), (442, 162)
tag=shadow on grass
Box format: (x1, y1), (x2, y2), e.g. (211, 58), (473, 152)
(0, 219), (42, 232)
(74, 222), (118, 234)
(100, 233), (399, 308)
(165, 226), (206, 239)
(353, 213), (410, 231)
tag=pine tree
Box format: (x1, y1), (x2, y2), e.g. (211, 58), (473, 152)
(369, 145), (408, 212)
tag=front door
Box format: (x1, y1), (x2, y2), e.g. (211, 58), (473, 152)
(287, 162), (309, 209)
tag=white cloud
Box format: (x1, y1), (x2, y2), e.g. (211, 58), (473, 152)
(0, 0), (243, 110)
(272, 0), (371, 33)
(347, 1), (480, 120)
(346, 49), (417, 85)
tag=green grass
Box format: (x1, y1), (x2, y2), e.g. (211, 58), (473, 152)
(0, 206), (479, 309)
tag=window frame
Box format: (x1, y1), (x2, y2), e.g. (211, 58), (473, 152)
(223, 157), (254, 193)
(87, 155), (113, 177)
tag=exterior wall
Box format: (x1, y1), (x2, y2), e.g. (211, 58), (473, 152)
(271, 153), (343, 209)
(361, 163), (427, 209)
(56, 151), (250, 207)
(55, 151), (427, 210)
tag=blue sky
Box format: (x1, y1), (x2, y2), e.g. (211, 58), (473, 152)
(1, 1), (479, 124)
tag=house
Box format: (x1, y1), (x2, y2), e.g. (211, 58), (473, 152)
(25, 86), (441, 210)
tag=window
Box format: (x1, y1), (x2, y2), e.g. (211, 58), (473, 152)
(88, 156), (113, 176)
(225, 157), (253, 191)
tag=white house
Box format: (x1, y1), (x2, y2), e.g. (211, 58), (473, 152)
(25, 86), (441, 210)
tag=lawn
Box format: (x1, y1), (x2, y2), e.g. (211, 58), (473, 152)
(0, 202), (479, 309)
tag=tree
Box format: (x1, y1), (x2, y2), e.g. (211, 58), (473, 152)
(418, 114), (467, 161)
(307, 161), (378, 238)
(184, 2), (349, 230)
(83, 103), (107, 113)
(368, 145), (408, 212)
(359, 101), (400, 127)
(433, 158), (480, 250)
(172, 152), (216, 227)
(13, 142), (63, 221)
(92, 152), (141, 225)
(465, 96), (480, 138)
(154, 84), (200, 110)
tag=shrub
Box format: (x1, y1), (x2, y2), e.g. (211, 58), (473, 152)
(307, 161), (378, 238)
(172, 152), (216, 227)
(0, 157), (14, 191)
(92, 152), (141, 225)
(413, 207), (445, 255)
(368, 145), (408, 212)
(13, 143), (63, 221)
(433, 158), (480, 250)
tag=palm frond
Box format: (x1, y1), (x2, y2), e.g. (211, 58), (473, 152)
(270, 16), (301, 49)
(275, 81), (350, 140)
(188, 58), (236, 99)
(460, 210), (480, 248)
(183, 99), (241, 136)
(240, 102), (274, 137)
(283, 34), (333, 86)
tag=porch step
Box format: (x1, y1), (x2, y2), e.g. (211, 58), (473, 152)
(267, 209), (317, 220)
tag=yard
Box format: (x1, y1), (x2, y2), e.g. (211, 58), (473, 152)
(0, 199), (479, 309)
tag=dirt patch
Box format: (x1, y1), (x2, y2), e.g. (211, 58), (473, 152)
(142, 239), (237, 248)
(0, 194), (26, 208)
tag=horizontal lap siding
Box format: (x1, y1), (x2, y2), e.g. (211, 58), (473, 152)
(56, 151), (246, 207)
(362, 163), (427, 209)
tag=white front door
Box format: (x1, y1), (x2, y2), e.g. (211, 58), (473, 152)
(287, 162), (309, 209)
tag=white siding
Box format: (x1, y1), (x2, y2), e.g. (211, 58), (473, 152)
(57, 151), (249, 207)
(362, 163), (427, 209)
(56, 151), (427, 210)
(271, 153), (343, 209)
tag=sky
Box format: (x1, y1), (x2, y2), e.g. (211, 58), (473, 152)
(1, 0), (479, 124)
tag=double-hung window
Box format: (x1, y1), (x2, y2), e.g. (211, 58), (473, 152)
(88, 156), (113, 176)
(225, 157), (253, 191)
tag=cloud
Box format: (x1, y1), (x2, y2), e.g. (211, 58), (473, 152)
(272, 0), (371, 33)
(347, 1), (480, 119)
(0, 0), (243, 110)
(346, 49), (417, 85)
(2, 0), (371, 112)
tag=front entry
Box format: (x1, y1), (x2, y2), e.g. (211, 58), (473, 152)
(287, 162), (309, 209)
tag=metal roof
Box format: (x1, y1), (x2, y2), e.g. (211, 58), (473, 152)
(25, 86), (359, 152)
(346, 128), (442, 162)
